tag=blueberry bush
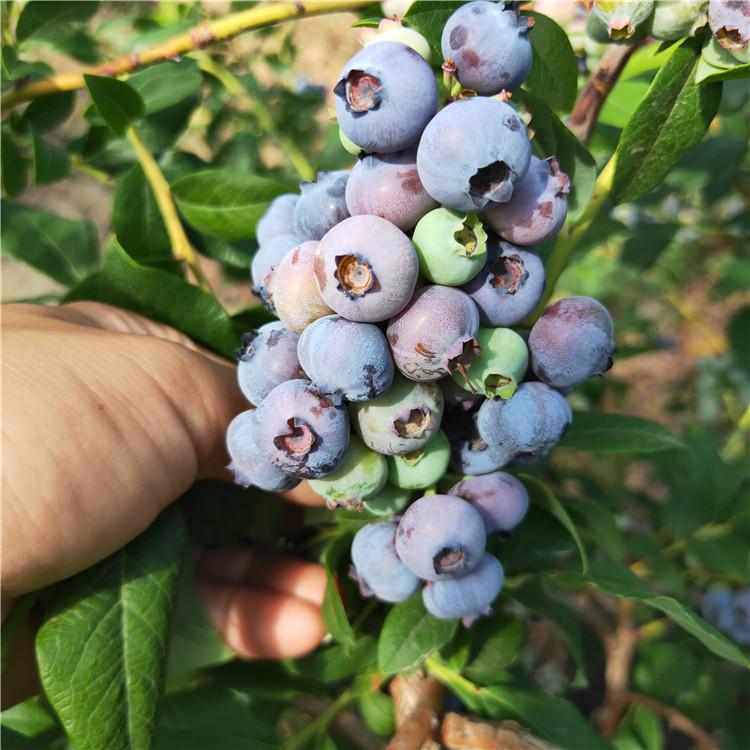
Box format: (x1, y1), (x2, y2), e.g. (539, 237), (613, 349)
(2, 1), (749, 749)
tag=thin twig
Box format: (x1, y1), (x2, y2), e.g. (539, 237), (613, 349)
(2, 0), (372, 109)
(125, 125), (213, 293)
(568, 43), (640, 145)
(621, 692), (720, 750)
(283, 689), (355, 750)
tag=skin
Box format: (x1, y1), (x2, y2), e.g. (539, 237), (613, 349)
(2, 303), (328, 706)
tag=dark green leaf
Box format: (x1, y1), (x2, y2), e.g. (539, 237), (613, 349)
(0, 697), (57, 739)
(612, 40), (722, 205)
(569, 498), (625, 562)
(478, 686), (613, 750)
(16, 1), (99, 42)
(378, 595), (457, 674)
(197, 235), (257, 272)
(403, 1), (464, 56)
(514, 89), (597, 220)
(1, 134), (28, 198)
(138, 96), (200, 155)
(31, 132), (69, 185)
(84, 75), (145, 136)
(1, 47), (53, 82)
(523, 12), (578, 112)
(128, 60), (203, 115)
(507, 576), (587, 680)
(322, 569), (357, 647)
(457, 611), (523, 684)
(2, 203), (98, 285)
(153, 684), (279, 750)
(291, 636), (378, 683)
(43, 27), (98, 64)
(521, 474), (588, 573)
(728, 306), (750, 372)
(65, 241), (238, 358)
(112, 164), (172, 263)
(555, 558), (750, 669)
(231, 305), (276, 333)
(171, 170), (289, 241)
(358, 691), (396, 737)
(19, 91), (75, 133)
(621, 221), (679, 270)
(560, 411), (687, 454)
(36, 506), (188, 750)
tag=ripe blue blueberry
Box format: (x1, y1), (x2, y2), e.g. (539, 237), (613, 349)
(422, 553), (504, 626)
(298, 314), (394, 402)
(250, 234), (300, 311)
(272, 241), (333, 333)
(462, 242), (545, 327)
(701, 587), (734, 631)
(314, 215), (419, 323)
(442, 409), (512, 475)
(236, 322), (305, 406)
(334, 41), (438, 154)
(485, 156), (570, 246)
(351, 522), (421, 603)
(309, 435), (388, 509)
(476, 381), (572, 460)
(293, 171), (350, 241)
(529, 296), (616, 389)
(256, 193), (299, 245)
(345, 147), (437, 231)
(441, 2), (532, 95)
(412, 209), (488, 286)
(417, 97), (531, 213)
(350, 374), (444, 456)
(453, 327), (528, 399)
(253, 379), (350, 479)
(731, 588), (750, 645)
(387, 285), (481, 382)
(388, 430), (451, 490)
(225, 410), (299, 492)
(363, 482), (412, 517)
(395, 494), (486, 580)
(449, 472), (529, 534)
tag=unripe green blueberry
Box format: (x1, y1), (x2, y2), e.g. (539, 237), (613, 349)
(453, 327), (528, 400)
(412, 209), (488, 286)
(363, 482), (412, 516)
(309, 435), (388, 509)
(388, 430), (451, 490)
(649, 0), (707, 40)
(591, 0), (654, 41)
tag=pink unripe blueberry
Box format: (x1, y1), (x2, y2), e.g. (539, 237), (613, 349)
(272, 241), (333, 333)
(485, 156), (570, 246)
(449, 472), (529, 534)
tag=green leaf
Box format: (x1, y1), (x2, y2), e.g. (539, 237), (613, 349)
(291, 636), (378, 683)
(171, 170), (289, 241)
(728, 306), (750, 372)
(611, 40), (722, 205)
(2, 203), (98, 285)
(514, 89), (597, 220)
(153, 684), (279, 750)
(127, 60), (203, 115)
(478, 685), (613, 750)
(696, 36), (750, 83)
(31, 131), (69, 185)
(1, 134), (28, 198)
(559, 411), (687, 454)
(457, 611), (523, 684)
(19, 91), (75, 133)
(65, 241), (238, 358)
(36, 506), (188, 750)
(358, 691), (396, 737)
(112, 165), (172, 263)
(378, 595), (457, 674)
(16, 1), (99, 42)
(523, 12), (578, 112)
(555, 558), (750, 670)
(507, 577), (587, 681)
(0, 697), (56, 738)
(569, 498), (626, 562)
(84, 75), (145, 136)
(322, 568), (357, 647)
(402, 1), (464, 57)
(521, 474), (588, 573)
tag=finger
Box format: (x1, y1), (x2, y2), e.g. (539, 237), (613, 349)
(196, 579), (326, 659)
(198, 545), (326, 607)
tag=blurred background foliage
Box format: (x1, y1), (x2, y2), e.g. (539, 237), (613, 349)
(1, 1), (749, 749)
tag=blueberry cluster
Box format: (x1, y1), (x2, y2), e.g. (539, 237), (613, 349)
(702, 588), (750, 646)
(227, 1), (616, 624)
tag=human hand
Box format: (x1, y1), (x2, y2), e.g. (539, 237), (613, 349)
(2, 302), (327, 666)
